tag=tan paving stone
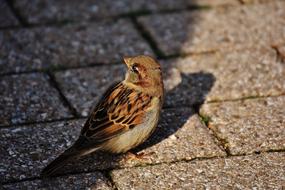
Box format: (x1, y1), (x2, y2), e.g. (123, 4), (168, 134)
(240, 0), (283, 4)
(0, 1), (19, 28)
(111, 152), (285, 189)
(12, 0), (238, 24)
(162, 47), (285, 105)
(200, 96), (285, 155)
(0, 19), (153, 74)
(3, 172), (111, 190)
(138, 1), (285, 55)
(0, 73), (72, 126)
(129, 111), (225, 165)
(0, 108), (224, 182)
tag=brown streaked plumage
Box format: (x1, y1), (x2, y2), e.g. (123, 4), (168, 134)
(41, 55), (164, 177)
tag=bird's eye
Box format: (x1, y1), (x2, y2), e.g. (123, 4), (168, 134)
(131, 64), (139, 73)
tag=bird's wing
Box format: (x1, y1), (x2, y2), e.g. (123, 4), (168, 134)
(80, 82), (153, 143)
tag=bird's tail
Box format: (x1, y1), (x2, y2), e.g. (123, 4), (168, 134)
(41, 141), (100, 178)
(40, 149), (81, 177)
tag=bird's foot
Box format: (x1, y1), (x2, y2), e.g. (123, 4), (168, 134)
(123, 151), (154, 162)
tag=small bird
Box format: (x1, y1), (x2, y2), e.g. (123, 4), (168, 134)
(41, 55), (164, 177)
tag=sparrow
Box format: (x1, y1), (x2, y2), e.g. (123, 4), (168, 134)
(41, 55), (164, 177)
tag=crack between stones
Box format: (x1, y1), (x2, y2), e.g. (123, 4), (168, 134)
(102, 171), (119, 190)
(271, 45), (285, 65)
(130, 17), (165, 59)
(197, 113), (231, 156)
(207, 93), (285, 104)
(46, 72), (80, 118)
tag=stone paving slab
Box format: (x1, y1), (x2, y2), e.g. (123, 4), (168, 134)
(2, 172), (111, 190)
(12, 0), (239, 24)
(0, 108), (224, 182)
(0, 120), (82, 182)
(163, 47), (285, 105)
(54, 65), (126, 117)
(0, 19), (153, 74)
(200, 96), (285, 155)
(0, 1), (19, 28)
(0, 73), (72, 126)
(111, 152), (285, 189)
(138, 1), (285, 56)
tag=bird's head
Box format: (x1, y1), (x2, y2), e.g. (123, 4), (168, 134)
(123, 55), (163, 97)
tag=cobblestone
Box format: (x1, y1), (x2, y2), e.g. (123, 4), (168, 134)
(0, 1), (19, 28)
(200, 96), (285, 155)
(54, 65), (125, 116)
(138, 1), (285, 56)
(0, 19), (153, 74)
(111, 152), (285, 189)
(0, 73), (72, 126)
(163, 47), (285, 105)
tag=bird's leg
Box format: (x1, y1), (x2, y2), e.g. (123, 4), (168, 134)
(123, 151), (154, 162)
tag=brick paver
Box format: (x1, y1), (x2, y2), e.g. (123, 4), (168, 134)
(138, 1), (285, 56)
(0, 120), (82, 182)
(0, 19), (153, 74)
(200, 96), (285, 155)
(0, 1), (19, 28)
(54, 65), (125, 116)
(0, 73), (72, 126)
(12, 0), (239, 24)
(111, 152), (285, 189)
(3, 172), (111, 190)
(163, 47), (285, 105)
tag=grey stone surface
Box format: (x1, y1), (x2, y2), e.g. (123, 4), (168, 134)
(3, 172), (111, 190)
(111, 152), (285, 189)
(0, 1), (19, 28)
(0, 19), (153, 74)
(0, 73), (72, 126)
(200, 96), (285, 155)
(162, 47), (285, 105)
(0, 119), (83, 182)
(54, 65), (126, 116)
(0, 108), (224, 182)
(12, 0), (239, 24)
(138, 1), (285, 56)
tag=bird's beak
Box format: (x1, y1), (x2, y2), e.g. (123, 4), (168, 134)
(123, 56), (132, 67)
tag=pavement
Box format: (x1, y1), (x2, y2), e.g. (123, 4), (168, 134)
(0, 0), (285, 189)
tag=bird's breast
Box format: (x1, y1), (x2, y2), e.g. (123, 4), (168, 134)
(102, 97), (161, 153)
